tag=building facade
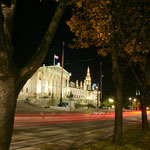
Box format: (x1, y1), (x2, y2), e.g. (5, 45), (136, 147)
(18, 64), (71, 100)
(18, 64), (99, 106)
(69, 66), (97, 105)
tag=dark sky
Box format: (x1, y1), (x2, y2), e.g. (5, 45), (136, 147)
(13, 0), (104, 83)
(13, 0), (138, 97)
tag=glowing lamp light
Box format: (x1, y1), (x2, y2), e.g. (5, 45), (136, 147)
(109, 98), (114, 103)
(112, 105), (115, 108)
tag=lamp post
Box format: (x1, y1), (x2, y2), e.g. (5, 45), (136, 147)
(109, 98), (114, 109)
(59, 41), (65, 106)
(96, 86), (99, 112)
(129, 97), (132, 110)
(133, 98), (136, 110)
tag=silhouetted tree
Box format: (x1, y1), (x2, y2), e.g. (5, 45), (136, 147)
(0, 0), (69, 149)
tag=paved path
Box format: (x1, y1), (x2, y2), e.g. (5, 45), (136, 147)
(10, 111), (143, 150)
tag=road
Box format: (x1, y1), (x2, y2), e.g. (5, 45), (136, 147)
(10, 110), (148, 150)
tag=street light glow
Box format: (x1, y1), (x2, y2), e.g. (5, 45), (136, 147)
(109, 98), (114, 103)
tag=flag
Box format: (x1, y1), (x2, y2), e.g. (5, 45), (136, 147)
(54, 54), (59, 59)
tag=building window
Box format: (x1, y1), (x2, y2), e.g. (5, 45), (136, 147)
(26, 88), (28, 93)
(39, 75), (41, 80)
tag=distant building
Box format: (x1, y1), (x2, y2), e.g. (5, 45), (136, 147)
(18, 65), (99, 106)
(69, 66), (97, 105)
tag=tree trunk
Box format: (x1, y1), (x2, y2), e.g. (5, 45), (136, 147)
(0, 78), (17, 150)
(0, 0), (69, 149)
(140, 55), (150, 131)
(113, 78), (123, 145)
(111, 45), (123, 145)
(129, 55), (150, 131)
(141, 87), (149, 131)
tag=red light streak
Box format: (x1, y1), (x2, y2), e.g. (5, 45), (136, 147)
(14, 110), (150, 127)
(14, 117), (114, 127)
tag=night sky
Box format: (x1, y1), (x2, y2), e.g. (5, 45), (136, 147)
(13, 0), (138, 98)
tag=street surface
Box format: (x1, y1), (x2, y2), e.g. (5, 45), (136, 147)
(10, 101), (150, 150)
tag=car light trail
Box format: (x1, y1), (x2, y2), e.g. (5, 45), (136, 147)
(14, 113), (114, 127)
(14, 110), (150, 127)
(14, 116), (114, 127)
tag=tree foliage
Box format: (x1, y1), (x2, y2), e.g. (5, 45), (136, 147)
(67, 0), (150, 145)
(67, 0), (150, 65)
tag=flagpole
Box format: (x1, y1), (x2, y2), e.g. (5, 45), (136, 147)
(53, 54), (55, 65)
(59, 41), (65, 106)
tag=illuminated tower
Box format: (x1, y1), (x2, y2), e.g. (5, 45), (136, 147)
(84, 66), (91, 90)
(76, 80), (79, 88)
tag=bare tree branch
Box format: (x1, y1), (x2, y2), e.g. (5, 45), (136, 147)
(0, 2), (5, 44)
(16, 0), (69, 91)
(2, 0), (16, 41)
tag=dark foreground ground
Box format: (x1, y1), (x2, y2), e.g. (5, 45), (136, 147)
(10, 100), (148, 150)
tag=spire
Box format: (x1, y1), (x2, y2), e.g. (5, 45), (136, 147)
(87, 66), (90, 77)
(86, 66), (91, 80)
(85, 66), (91, 90)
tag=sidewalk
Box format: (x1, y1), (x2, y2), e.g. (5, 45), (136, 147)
(16, 100), (117, 114)
(16, 100), (133, 114)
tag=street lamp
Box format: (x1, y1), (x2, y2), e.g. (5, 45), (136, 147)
(129, 97), (132, 100)
(109, 98), (114, 103)
(96, 86), (99, 112)
(133, 98), (137, 110)
(108, 98), (114, 109)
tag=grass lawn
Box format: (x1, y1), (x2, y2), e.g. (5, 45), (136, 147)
(79, 125), (150, 150)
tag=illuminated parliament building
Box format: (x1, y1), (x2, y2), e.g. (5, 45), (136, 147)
(18, 64), (98, 106)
